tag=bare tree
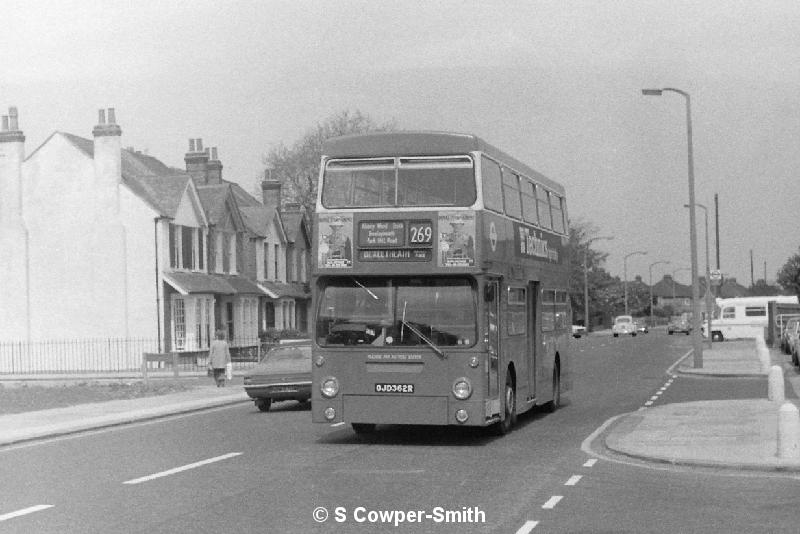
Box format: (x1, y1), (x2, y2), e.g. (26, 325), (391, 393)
(259, 110), (396, 213)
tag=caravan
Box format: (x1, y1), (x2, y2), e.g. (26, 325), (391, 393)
(707, 295), (798, 341)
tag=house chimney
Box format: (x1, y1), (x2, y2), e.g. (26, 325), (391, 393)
(92, 107), (123, 215)
(206, 146), (223, 184)
(184, 137), (209, 184)
(0, 106), (26, 223)
(261, 168), (282, 211)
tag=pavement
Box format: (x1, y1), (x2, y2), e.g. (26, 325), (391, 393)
(1, 340), (799, 473)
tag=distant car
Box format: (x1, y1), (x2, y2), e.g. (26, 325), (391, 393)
(667, 318), (691, 335)
(780, 318), (800, 355)
(612, 315), (637, 337)
(242, 341), (312, 412)
(635, 321), (649, 334)
(572, 324), (587, 338)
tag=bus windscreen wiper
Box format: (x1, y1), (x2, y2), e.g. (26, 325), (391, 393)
(399, 319), (446, 359)
(351, 277), (379, 300)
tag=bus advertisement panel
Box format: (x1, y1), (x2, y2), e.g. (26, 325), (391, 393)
(311, 131), (571, 436)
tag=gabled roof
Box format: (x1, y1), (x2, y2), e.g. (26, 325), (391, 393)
(196, 184), (246, 232)
(54, 131), (192, 218)
(652, 275), (692, 298)
(239, 206), (285, 240)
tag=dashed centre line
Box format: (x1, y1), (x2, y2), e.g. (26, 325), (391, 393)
(583, 458), (598, 467)
(123, 452), (242, 485)
(514, 520), (539, 533)
(564, 475), (582, 486)
(0, 504), (53, 522)
(541, 496), (563, 509)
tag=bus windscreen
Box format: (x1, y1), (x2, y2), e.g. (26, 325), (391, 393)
(321, 157), (476, 208)
(316, 277), (477, 348)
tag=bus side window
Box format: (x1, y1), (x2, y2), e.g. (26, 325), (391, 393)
(481, 156), (503, 213)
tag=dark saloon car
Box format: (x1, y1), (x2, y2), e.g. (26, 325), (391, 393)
(243, 341), (311, 412)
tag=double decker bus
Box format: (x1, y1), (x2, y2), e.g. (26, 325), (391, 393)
(311, 131), (572, 434)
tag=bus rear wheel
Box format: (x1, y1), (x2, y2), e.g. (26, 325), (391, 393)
(351, 423), (376, 435)
(494, 375), (516, 435)
(545, 365), (561, 413)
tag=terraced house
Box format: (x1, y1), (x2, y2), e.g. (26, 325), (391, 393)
(0, 107), (310, 372)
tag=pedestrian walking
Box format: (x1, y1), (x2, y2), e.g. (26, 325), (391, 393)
(208, 330), (232, 387)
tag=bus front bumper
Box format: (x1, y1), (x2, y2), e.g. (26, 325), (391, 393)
(312, 395), (489, 427)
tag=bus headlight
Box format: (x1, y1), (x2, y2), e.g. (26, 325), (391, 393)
(315, 355), (325, 367)
(455, 409), (469, 423)
(320, 376), (339, 398)
(469, 356), (480, 368)
(324, 407), (336, 421)
(452, 378), (472, 400)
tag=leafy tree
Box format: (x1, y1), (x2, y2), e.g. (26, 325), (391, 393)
(777, 247), (800, 299)
(568, 219), (615, 326)
(259, 110), (396, 213)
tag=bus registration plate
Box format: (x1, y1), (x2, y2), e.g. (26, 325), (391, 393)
(375, 383), (415, 394)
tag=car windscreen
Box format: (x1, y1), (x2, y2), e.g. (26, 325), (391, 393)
(316, 276), (477, 347)
(261, 346), (309, 363)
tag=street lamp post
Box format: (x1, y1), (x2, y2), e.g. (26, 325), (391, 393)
(583, 236), (614, 333)
(623, 250), (648, 316)
(685, 202), (713, 348)
(648, 260), (670, 329)
(642, 87), (703, 368)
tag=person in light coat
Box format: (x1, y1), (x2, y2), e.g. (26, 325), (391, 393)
(208, 330), (232, 387)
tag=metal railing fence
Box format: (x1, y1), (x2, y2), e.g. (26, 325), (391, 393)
(0, 337), (268, 375)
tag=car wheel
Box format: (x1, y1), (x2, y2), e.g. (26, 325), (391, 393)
(255, 398), (271, 412)
(351, 423), (377, 434)
(712, 332), (723, 342)
(613, 333), (619, 337)
(632, 333), (637, 337)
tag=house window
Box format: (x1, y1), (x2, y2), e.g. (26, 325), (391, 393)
(173, 298), (186, 350)
(222, 234), (231, 273)
(274, 244), (279, 281)
(287, 245), (295, 282)
(264, 241), (269, 280)
(169, 224), (179, 268)
(198, 229), (205, 271)
(226, 301), (235, 342)
(182, 226), (194, 269)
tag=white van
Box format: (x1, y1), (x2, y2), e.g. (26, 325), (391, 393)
(707, 295), (798, 341)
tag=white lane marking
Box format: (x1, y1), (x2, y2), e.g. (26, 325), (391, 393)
(123, 452), (242, 485)
(649, 395), (659, 401)
(542, 496), (563, 509)
(583, 458), (598, 467)
(565, 475), (582, 486)
(0, 505), (54, 522)
(667, 349), (692, 376)
(515, 520), (539, 533)
(644, 400), (654, 406)
(581, 413), (626, 455)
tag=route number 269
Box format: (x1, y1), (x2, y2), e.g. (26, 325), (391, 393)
(409, 223), (433, 244)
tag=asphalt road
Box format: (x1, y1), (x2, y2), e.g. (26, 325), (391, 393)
(2, 333), (798, 533)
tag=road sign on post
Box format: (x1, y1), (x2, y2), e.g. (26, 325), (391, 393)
(710, 269), (722, 286)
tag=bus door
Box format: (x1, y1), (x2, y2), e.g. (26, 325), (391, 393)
(485, 279), (500, 402)
(527, 281), (539, 401)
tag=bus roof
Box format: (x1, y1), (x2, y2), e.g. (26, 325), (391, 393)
(322, 131), (565, 195)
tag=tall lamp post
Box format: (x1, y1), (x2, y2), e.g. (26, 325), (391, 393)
(583, 236), (614, 333)
(648, 260), (670, 329)
(624, 250), (648, 316)
(685, 202), (713, 348)
(642, 87), (703, 368)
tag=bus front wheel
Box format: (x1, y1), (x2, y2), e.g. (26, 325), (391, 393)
(711, 332), (724, 342)
(494, 375), (517, 435)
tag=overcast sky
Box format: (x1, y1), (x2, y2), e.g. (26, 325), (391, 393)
(3, 0), (799, 286)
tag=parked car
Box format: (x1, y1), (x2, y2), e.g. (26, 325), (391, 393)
(635, 321), (649, 334)
(242, 340), (312, 412)
(612, 315), (637, 337)
(780, 318), (800, 355)
(572, 324), (587, 338)
(785, 320), (800, 367)
(667, 318), (691, 335)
